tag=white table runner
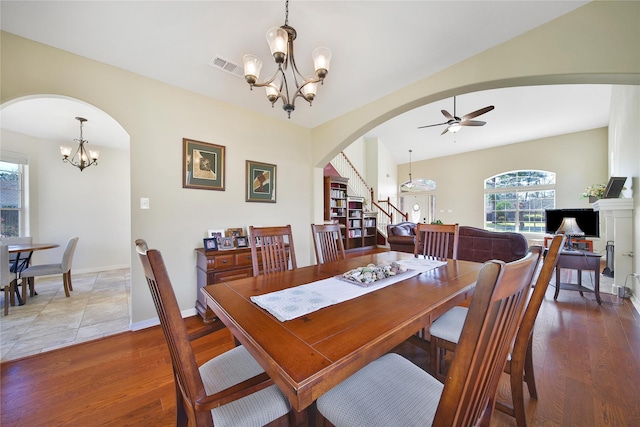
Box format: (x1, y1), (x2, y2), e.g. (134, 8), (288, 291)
(250, 258), (447, 322)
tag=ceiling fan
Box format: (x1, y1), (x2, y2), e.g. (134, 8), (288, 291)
(418, 96), (494, 135)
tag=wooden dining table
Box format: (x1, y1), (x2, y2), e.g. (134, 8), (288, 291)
(202, 251), (483, 411)
(7, 243), (60, 305)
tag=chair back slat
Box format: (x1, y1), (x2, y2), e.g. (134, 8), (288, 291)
(414, 223), (459, 260)
(249, 225), (297, 276)
(311, 224), (346, 265)
(434, 247), (541, 426)
(135, 239), (212, 427)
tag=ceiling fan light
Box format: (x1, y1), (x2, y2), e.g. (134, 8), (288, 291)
(266, 27), (288, 63)
(449, 123), (462, 133)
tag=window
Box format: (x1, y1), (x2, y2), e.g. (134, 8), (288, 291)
(0, 159), (26, 238)
(484, 170), (555, 233)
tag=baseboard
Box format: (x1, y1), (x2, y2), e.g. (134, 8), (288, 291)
(130, 307), (198, 331)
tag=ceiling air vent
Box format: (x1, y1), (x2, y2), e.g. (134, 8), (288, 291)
(208, 56), (244, 78)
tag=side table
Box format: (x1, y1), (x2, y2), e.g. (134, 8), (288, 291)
(553, 250), (602, 304)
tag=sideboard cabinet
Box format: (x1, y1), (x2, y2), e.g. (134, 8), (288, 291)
(195, 247), (260, 322)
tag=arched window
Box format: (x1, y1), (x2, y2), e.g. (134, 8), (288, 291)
(484, 170), (555, 233)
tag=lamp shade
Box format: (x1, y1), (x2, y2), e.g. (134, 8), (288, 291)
(266, 27), (288, 60)
(556, 217), (584, 237)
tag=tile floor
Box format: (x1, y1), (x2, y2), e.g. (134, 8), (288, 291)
(0, 269), (130, 361)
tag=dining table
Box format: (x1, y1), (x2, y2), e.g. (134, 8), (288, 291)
(7, 243), (60, 305)
(201, 251), (483, 412)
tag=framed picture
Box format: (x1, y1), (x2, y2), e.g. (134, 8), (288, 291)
(183, 138), (225, 191)
(235, 236), (248, 248)
(203, 237), (218, 251)
(246, 160), (276, 203)
(207, 229), (225, 243)
(219, 236), (235, 250)
(226, 227), (244, 238)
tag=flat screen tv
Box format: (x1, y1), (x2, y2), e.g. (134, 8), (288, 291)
(545, 208), (600, 237)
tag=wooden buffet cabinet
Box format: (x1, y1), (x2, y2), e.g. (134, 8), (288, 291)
(195, 247), (259, 323)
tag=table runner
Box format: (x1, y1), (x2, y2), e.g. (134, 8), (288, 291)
(250, 258), (447, 321)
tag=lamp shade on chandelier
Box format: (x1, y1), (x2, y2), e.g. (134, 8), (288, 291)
(242, 0), (332, 118)
(60, 117), (99, 172)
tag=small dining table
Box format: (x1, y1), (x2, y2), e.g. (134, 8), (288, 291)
(202, 251), (482, 411)
(7, 243), (60, 305)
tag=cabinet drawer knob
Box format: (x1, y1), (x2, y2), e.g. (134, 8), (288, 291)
(222, 259), (228, 263)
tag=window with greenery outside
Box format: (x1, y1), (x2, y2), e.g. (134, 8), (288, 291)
(484, 170), (555, 233)
(0, 161), (23, 238)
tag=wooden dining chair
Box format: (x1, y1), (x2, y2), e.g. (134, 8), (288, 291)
(413, 222), (459, 260)
(19, 237), (79, 298)
(135, 239), (294, 427)
(316, 246), (540, 426)
(311, 224), (346, 265)
(249, 225), (297, 276)
(428, 236), (564, 427)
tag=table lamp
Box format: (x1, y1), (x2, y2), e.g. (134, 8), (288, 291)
(556, 217), (584, 251)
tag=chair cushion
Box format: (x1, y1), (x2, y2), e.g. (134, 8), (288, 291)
(200, 345), (291, 427)
(429, 306), (468, 343)
(317, 353), (443, 426)
(19, 263), (63, 278)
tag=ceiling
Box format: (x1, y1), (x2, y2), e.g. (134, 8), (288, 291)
(1, 1), (611, 163)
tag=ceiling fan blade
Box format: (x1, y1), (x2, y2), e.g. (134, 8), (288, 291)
(441, 127), (450, 135)
(441, 110), (454, 120)
(460, 120), (486, 126)
(417, 122), (448, 129)
(462, 105), (494, 121)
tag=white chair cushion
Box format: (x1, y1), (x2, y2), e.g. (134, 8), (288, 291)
(316, 353), (443, 427)
(200, 345), (291, 427)
(20, 263), (63, 278)
(429, 306), (468, 343)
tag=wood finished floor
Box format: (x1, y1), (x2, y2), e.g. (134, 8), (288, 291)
(2, 274), (639, 425)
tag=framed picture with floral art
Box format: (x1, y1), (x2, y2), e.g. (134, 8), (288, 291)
(246, 160), (276, 203)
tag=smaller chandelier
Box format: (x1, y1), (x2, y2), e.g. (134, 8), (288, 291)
(60, 117), (99, 172)
(242, 0), (332, 118)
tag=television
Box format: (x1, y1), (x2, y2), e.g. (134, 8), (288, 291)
(545, 208), (600, 237)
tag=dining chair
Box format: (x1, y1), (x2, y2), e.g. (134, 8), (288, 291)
(428, 236), (564, 427)
(19, 237), (79, 298)
(135, 239), (294, 427)
(1, 245), (16, 316)
(311, 223), (346, 265)
(316, 246), (540, 427)
(248, 225), (297, 276)
(413, 222), (459, 260)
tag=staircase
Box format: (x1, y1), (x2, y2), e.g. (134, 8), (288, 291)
(329, 152), (407, 241)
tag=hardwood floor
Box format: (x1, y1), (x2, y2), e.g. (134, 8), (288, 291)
(2, 276), (639, 426)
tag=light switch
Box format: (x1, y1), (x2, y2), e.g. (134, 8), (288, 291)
(140, 197), (150, 209)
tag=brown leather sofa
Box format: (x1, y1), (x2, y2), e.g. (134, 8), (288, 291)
(386, 223), (528, 263)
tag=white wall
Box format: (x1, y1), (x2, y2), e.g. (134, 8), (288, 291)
(1, 128), (130, 271)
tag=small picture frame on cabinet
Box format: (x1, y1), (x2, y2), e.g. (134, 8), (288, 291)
(203, 238), (218, 252)
(235, 236), (248, 248)
(219, 236), (235, 250)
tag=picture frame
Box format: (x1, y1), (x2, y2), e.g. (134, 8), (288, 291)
(246, 160), (276, 203)
(219, 236), (235, 250)
(207, 229), (225, 243)
(235, 236), (248, 248)
(183, 138), (225, 191)
(603, 176), (626, 199)
(203, 237), (218, 251)
(226, 227), (244, 238)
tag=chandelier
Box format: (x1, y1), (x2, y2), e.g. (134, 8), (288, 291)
(60, 117), (99, 172)
(242, 0), (332, 118)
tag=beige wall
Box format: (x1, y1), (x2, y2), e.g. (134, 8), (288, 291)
(397, 128), (608, 248)
(1, 32), (314, 325)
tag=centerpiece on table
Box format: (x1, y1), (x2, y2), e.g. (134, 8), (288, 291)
(340, 261), (408, 286)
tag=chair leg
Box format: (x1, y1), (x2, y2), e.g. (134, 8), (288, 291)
(62, 273), (71, 297)
(4, 285), (9, 316)
(67, 270), (73, 291)
(28, 277), (35, 297)
(430, 337), (440, 378)
(21, 278), (27, 304)
(524, 337), (537, 399)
